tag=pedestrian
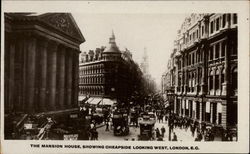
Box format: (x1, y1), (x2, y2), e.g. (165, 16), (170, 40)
(172, 132), (178, 141)
(90, 129), (94, 140)
(92, 128), (98, 140)
(158, 115), (161, 123)
(197, 132), (203, 141)
(160, 114), (163, 123)
(95, 130), (99, 140)
(105, 119), (109, 131)
(191, 124), (195, 137)
(161, 126), (166, 137)
(155, 128), (160, 138)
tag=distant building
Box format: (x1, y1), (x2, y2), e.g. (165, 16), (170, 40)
(140, 48), (157, 95)
(162, 13), (237, 132)
(79, 31), (144, 106)
(4, 13), (85, 114)
(140, 48), (149, 75)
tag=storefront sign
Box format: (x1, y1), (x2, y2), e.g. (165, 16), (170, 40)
(63, 134), (78, 140)
(24, 123), (33, 129)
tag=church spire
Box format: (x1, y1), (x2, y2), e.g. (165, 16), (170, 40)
(109, 29), (116, 44)
(104, 30), (120, 53)
(112, 29), (115, 38)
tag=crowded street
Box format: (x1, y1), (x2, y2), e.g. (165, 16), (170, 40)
(88, 112), (225, 141)
(4, 13), (238, 142)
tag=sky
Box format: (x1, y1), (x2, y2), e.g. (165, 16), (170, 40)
(72, 13), (188, 89)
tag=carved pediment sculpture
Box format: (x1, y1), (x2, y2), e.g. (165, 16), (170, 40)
(39, 13), (85, 43)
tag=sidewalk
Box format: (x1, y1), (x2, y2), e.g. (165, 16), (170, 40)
(154, 119), (199, 142)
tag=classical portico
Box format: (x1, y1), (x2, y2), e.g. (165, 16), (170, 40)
(4, 13), (85, 114)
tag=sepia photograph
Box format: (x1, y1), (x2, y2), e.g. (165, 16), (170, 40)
(1, 1), (249, 153)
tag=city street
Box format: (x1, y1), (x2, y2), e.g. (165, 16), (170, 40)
(3, 13), (238, 143)
(97, 124), (140, 141)
(97, 116), (202, 142)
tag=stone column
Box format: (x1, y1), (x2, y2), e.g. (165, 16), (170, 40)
(210, 103), (213, 123)
(219, 67), (222, 96)
(179, 100), (182, 116)
(213, 69), (216, 96)
(66, 50), (73, 108)
(38, 39), (48, 112)
(201, 47), (206, 94)
(6, 37), (15, 113)
(215, 103), (219, 124)
(221, 101), (227, 129)
(196, 67), (199, 94)
(222, 39), (229, 95)
(72, 50), (80, 107)
(193, 101), (196, 119)
(183, 99), (186, 117)
(199, 101), (202, 122)
(26, 37), (37, 113)
(184, 70), (188, 94)
(189, 100), (192, 118)
(174, 98), (176, 114)
(58, 46), (66, 109)
(47, 42), (58, 111)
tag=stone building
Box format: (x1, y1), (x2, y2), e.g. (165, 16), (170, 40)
(162, 13), (238, 132)
(79, 31), (144, 106)
(4, 13), (85, 114)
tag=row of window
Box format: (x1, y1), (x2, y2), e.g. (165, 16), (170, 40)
(185, 29), (199, 45)
(177, 39), (237, 70)
(79, 86), (104, 95)
(208, 67), (237, 95)
(79, 65), (104, 75)
(176, 14), (237, 52)
(176, 67), (237, 95)
(79, 76), (104, 84)
(210, 14), (237, 34)
(177, 68), (202, 87)
(209, 41), (226, 60)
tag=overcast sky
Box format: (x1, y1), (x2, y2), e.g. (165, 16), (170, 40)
(72, 13), (188, 89)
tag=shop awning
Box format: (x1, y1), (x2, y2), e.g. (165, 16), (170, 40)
(100, 98), (116, 106)
(89, 98), (102, 105)
(78, 95), (87, 101)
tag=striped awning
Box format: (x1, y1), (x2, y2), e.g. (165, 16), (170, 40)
(78, 95), (87, 101)
(89, 98), (102, 105)
(101, 98), (116, 106)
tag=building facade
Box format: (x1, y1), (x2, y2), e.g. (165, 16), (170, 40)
(4, 13), (85, 114)
(140, 48), (157, 95)
(79, 32), (144, 106)
(162, 13), (238, 131)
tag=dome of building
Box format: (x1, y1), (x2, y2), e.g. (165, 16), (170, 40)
(103, 30), (121, 53)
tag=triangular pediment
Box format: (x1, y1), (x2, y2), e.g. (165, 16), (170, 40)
(39, 13), (85, 43)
